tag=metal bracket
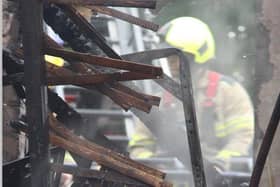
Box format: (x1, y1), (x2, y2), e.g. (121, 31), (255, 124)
(122, 48), (207, 187)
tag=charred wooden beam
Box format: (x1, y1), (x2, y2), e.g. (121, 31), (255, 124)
(51, 132), (167, 186)
(44, 46), (163, 76)
(49, 114), (166, 179)
(13, 45), (161, 112)
(48, 0), (156, 9)
(72, 63), (156, 112)
(44, 36), (161, 110)
(49, 63), (155, 112)
(60, 5), (122, 59)
(89, 6), (159, 31)
(70, 62), (161, 107)
(111, 83), (161, 106)
(43, 6), (161, 111)
(4, 49), (129, 149)
(4, 71), (160, 86)
(47, 72), (160, 85)
(51, 68), (155, 112)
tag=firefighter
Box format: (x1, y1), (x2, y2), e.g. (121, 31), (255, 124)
(128, 17), (254, 185)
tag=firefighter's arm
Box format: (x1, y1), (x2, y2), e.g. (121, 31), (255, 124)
(213, 81), (254, 170)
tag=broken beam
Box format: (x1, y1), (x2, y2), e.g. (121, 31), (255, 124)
(89, 6), (159, 31)
(44, 47), (163, 76)
(48, 0), (156, 9)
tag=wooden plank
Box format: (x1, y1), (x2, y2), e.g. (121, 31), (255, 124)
(48, 0), (156, 8)
(47, 72), (159, 86)
(90, 6), (159, 31)
(44, 47), (163, 76)
(49, 115), (166, 179)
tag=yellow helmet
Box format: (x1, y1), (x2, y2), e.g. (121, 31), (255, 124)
(158, 17), (215, 64)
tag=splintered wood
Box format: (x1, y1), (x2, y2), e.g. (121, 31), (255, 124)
(89, 6), (159, 31)
(13, 37), (162, 113)
(44, 35), (162, 113)
(8, 0), (175, 186)
(44, 47), (163, 76)
(49, 115), (172, 187)
(48, 0), (156, 8)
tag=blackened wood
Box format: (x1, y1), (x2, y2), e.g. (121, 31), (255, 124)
(49, 115), (166, 179)
(111, 83), (161, 106)
(69, 60), (152, 111)
(49, 132), (168, 187)
(1, 67), (156, 85)
(61, 5), (122, 59)
(71, 62), (161, 109)
(15, 43), (160, 112)
(44, 27), (161, 111)
(20, 0), (50, 185)
(89, 6), (159, 31)
(49, 0), (156, 8)
(48, 64), (153, 112)
(43, 5), (162, 111)
(47, 71), (159, 85)
(44, 47), (163, 76)
(48, 62), (154, 112)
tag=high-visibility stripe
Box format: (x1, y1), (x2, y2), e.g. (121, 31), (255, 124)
(130, 134), (152, 142)
(215, 117), (253, 137)
(128, 134), (155, 147)
(135, 151), (154, 159)
(215, 116), (253, 131)
(128, 139), (155, 147)
(216, 122), (253, 138)
(216, 150), (241, 159)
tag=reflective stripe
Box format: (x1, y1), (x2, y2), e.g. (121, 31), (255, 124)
(128, 134), (155, 147)
(216, 117), (253, 131)
(128, 139), (155, 147)
(216, 122), (252, 138)
(130, 134), (151, 142)
(215, 117), (253, 138)
(216, 150), (241, 159)
(135, 151), (154, 159)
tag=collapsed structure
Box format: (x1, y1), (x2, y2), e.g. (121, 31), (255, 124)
(3, 0), (280, 187)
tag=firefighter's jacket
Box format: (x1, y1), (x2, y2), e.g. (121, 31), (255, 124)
(129, 70), (254, 171)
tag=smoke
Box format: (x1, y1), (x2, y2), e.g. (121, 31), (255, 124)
(130, 1), (257, 186)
